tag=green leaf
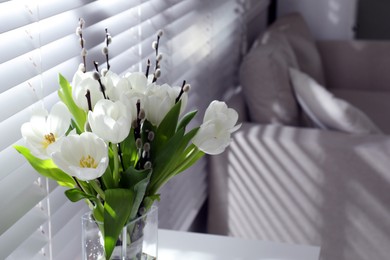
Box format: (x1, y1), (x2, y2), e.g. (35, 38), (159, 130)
(120, 167), (152, 219)
(121, 129), (139, 169)
(104, 189), (134, 259)
(58, 73), (86, 132)
(156, 100), (182, 145)
(155, 127), (198, 177)
(148, 127), (200, 195)
(152, 128), (185, 178)
(65, 188), (97, 202)
(174, 128), (200, 164)
(174, 145), (205, 174)
(101, 165), (115, 189)
(177, 110), (197, 131)
(14, 145), (76, 188)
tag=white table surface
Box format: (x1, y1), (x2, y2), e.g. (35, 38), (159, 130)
(158, 229), (320, 260)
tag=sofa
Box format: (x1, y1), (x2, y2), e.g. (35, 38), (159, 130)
(207, 13), (390, 260)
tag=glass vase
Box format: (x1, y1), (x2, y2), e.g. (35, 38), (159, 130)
(82, 206), (158, 260)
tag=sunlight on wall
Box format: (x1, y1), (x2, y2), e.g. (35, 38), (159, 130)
(278, 0), (357, 39)
(328, 0), (341, 25)
(226, 126), (325, 244)
(344, 181), (390, 260)
(210, 123), (390, 259)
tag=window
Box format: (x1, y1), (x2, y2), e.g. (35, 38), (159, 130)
(0, 0), (269, 258)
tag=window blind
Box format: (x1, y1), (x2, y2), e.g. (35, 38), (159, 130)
(0, 0), (267, 259)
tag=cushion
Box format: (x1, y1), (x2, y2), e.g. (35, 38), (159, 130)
(289, 68), (382, 134)
(240, 33), (300, 125)
(268, 13), (325, 85)
(331, 89), (390, 134)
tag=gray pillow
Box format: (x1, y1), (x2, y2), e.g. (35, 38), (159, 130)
(240, 33), (300, 125)
(268, 13), (325, 85)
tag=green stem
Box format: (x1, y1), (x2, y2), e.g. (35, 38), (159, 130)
(171, 146), (204, 175)
(93, 199), (105, 223)
(111, 143), (120, 186)
(89, 180), (106, 201)
(149, 146), (204, 196)
(75, 178), (93, 195)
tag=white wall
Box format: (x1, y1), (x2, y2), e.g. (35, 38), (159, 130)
(278, 0), (358, 40)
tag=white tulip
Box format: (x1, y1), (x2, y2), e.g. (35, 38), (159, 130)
(192, 101), (240, 155)
(51, 132), (108, 181)
(101, 70), (121, 101)
(120, 91), (143, 124)
(71, 65), (87, 87)
(21, 102), (71, 159)
(88, 99), (131, 144)
(144, 84), (173, 126)
(72, 72), (104, 111)
(109, 77), (131, 101)
(126, 72), (149, 93)
(144, 83), (187, 126)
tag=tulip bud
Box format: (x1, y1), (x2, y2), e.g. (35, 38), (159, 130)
(148, 131), (155, 141)
(157, 29), (163, 37)
(144, 161), (152, 169)
(101, 68), (108, 77)
(102, 46), (109, 55)
(152, 41), (158, 50)
(81, 48), (87, 57)
(154, 69), (161, 79)
(92, 71), (100, 81)
(136, 138), (142, 149)
(132, 119), (138, 129)
(139, 109), (146, 120)
(79, 18), (85, 28)
(143, 142), (150, 152)
(76, 27), (82, 36)
(106, 35), (112, 45)
(78, 63), (85, 72)
(183, 84), (191, 92)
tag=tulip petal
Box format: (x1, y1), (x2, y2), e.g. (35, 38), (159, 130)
(52, 132), (108, 181)
(193, 101), (239, 155)
(48, 102), (71, 137)
(127, 72), (147, 92)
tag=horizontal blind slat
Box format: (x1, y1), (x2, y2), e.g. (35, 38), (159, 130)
(51, 206), (87, 259)
(37, 0), (95, 20)
(37, 0), (141, 47)
(0, 77), (42, 123)
(0, 106), (33, 152)
(0, 182), (46, 235)
(0, 51), (40, 94)
(6, 230), (47, 260)
(0, 206), (47, 259)
(0, 1), (36, 33)
(0, 164), (40, 208)
(0, 144), (29, 181)
(0, 23), (40, 64)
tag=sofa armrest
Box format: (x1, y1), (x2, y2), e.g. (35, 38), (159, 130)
(317, 40), (390, 91)
(208, 122), (390, 260)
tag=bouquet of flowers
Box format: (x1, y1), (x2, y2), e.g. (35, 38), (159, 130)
(15, 19), (240, 259)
